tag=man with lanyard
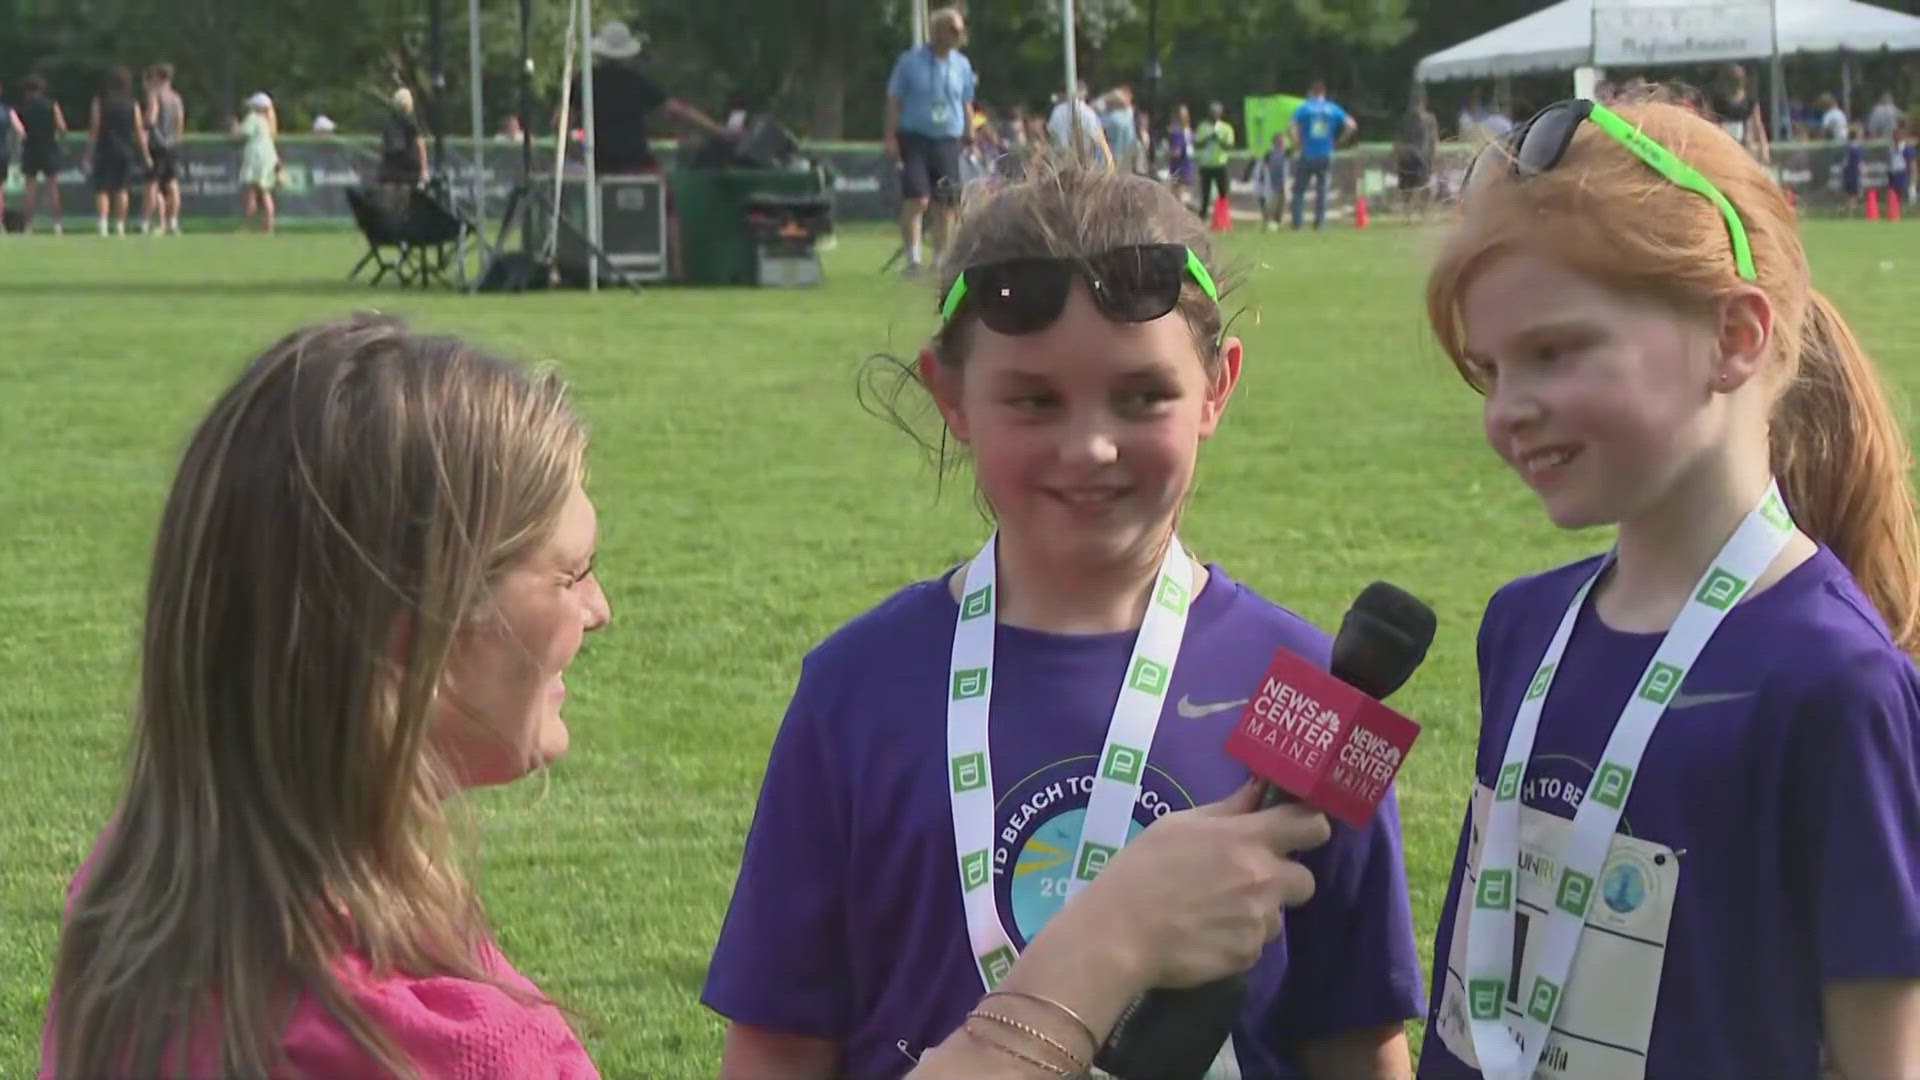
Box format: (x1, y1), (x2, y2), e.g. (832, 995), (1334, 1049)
(1290, 80), (1356, 231)
(883, 6), (976, 275)
(1193, 101), (1233, 219)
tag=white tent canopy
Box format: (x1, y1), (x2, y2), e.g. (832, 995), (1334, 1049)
(1417, 0), (1920, 82)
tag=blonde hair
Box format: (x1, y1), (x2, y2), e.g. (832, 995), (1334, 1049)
(1428, 90), (1920, 652)
(49, 314), (588, 1077)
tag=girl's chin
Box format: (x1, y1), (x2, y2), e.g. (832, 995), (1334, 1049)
(535, 713), (571, 765)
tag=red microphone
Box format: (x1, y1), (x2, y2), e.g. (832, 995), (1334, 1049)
(1226, 639), (1423, 828)
(1096, 582), (1436, 1080)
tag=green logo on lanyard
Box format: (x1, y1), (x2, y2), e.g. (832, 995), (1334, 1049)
(1129, 656), (1170, 696)
(1761, 490), (1791, 531)
(1101, 743), (1146, 784)
(952, 667), (988, 700)
(1075, 841), (1118, 881)
(1468, 979), (1505, 1020)
(1475, 869), (1514, 910)
(1526, 663), (1555, 701)
(980, 945), (1016, 988)
(1638, 661), (1682, 704)
(1591, 762), (1633, 809)
(1694, 568), (1748, 611)
(1154, 574), (1189, 614)
(960, 848), (991, 891)
(1527, 977), (1562, 1023)
(950, 751), (987, 793)
(1495, 761), (1524, 801)
(961, 585), (993, 620)
(1557, 868), (1594, 917)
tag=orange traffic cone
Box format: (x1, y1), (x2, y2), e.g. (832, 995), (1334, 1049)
(1867, 188), (1880, 219)
(1890, 189), (1903, 220)
(1354, 192), (1370, 229)
(1210, 195), (1231, 232)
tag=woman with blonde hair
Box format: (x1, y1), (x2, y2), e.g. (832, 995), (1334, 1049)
(1419, 89), (1919, 1078)
(40, 315), (609, 1077)
(234, 91), (280, 232)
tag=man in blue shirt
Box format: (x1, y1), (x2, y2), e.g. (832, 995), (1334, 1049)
(884, 7), (975, 273)
(1290, 79), (1357, 230)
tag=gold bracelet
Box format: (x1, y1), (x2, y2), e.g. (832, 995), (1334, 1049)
(981, 989), (1100, 1056)
(963, 1018), (1079, 1077)
(968, 1008), (1091, 1072)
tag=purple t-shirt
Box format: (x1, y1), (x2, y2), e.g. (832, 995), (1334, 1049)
(1420, 547), (1920, 1078)
(704, 565), (1423, 1079)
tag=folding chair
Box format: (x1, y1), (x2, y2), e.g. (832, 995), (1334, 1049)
(346, 188), (409, 286)
(395, 186), (470, 290)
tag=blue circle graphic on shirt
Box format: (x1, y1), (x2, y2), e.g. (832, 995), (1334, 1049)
(1007, 807), (1149, 942)
(992, 755), (1195, 948)
(1602, 860), (1647, 914)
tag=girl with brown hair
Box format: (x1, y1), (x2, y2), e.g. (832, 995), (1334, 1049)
(707, 161), (1422, 1079)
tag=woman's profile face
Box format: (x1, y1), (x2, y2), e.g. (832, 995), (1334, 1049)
(435, 482), (610, 787)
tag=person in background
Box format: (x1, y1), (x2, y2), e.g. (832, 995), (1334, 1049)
(1252, 130), (1288, 231)
(495, 113), (526, 143)
(1392, 88), (1438, 219)
(1843, 121), (1865, 214)
(18, 73), (68, 234)
(312, 114), (339, 135)
(884, 5), (977, 275)
(1047, 80), (1110, 166)
(1100, 87), (1139, 175)
(140, 63), (185, 235)
(1290, 79), (1356, 231)
(379, 87), (429, 191)
(1708, 63), (1769, 164)
(84, 65), (150, 237)
(1892, 118), (1917, 206)
(1867, 90), (1903, 142)
(1192, 101), (1233, 218)
(1135, 107), (1155, 176)
(0, 80), (23, 231)
(234, 92), (279, 234)
(1166, 103), (1194, 203)
(1818, 92), (1849, 141)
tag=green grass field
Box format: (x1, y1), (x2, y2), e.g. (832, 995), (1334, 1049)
(3, 219), (1918, 1076)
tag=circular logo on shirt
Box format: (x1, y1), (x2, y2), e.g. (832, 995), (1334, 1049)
(1600, 849), (1663, 916)
(993, 755), (1194, 947)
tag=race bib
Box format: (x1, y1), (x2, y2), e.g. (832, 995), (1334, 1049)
(1437, 785), (1680, 1079)
(932, 100), (951, 125)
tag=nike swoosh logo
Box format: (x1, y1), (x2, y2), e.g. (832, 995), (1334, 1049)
(1176, 695), (1250, 720)
(1667, 690), (1754, 710)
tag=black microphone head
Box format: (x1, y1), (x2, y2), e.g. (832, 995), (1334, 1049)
(1330, 581), (1437, 701)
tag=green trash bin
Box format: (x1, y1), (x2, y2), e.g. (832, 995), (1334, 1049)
(671, 168), (831, 285)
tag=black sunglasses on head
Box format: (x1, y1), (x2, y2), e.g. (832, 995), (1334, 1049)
(938, 243), (1221, 336)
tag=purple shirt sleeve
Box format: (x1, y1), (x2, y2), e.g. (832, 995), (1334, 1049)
(1789, 647), (1920, 982)
(1265, 784), (1425, 1040)
(701, 657), (853, 1038)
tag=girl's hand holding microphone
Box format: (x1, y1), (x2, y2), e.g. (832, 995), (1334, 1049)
(909, 779), (1330, 1078)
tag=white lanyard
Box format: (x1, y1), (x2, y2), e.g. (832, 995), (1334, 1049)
(946, 532), (1194, 991)
(1465, 481), (1795, 1078)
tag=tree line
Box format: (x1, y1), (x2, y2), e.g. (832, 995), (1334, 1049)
(3, 0), (1915, 144)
